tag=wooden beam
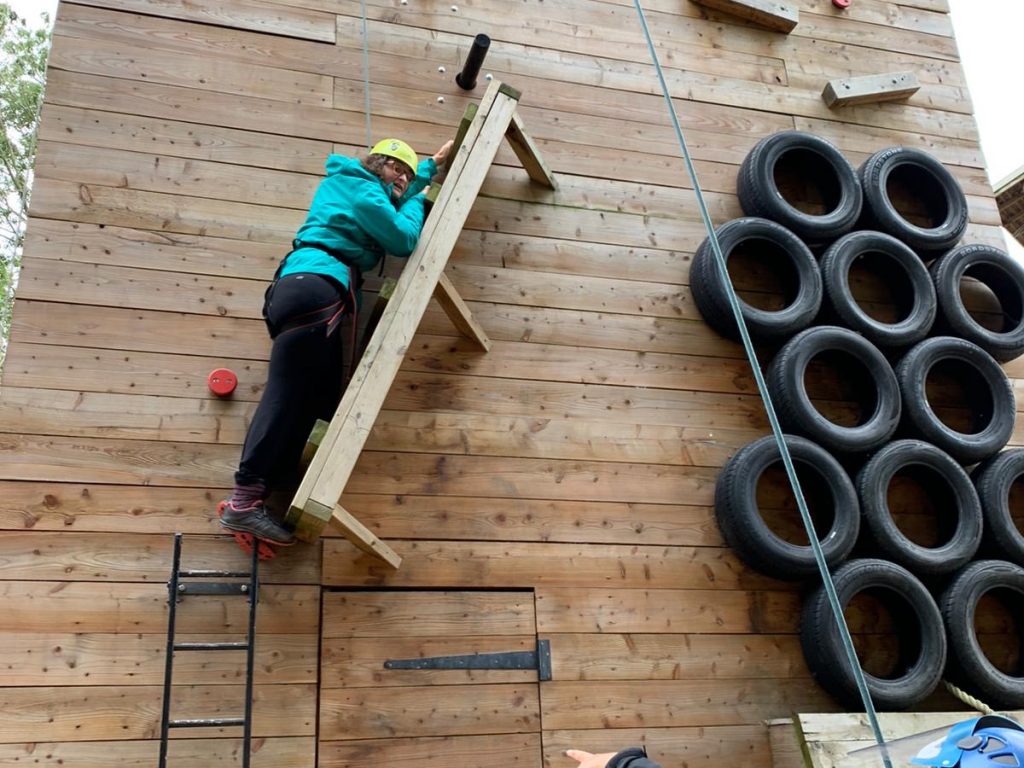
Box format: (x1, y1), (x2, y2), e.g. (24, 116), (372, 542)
(433, 272), (491, 351)
(690, 0), (798, 33)
(822, 72), (921, 108)
(285, 80), (513, 542)
(505, 111), (557, 190)
(306, 87), (515, 522)
(329, 503), (401, 569)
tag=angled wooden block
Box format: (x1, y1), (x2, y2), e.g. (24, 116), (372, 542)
(330, 503), (401, 569)
(505, 111), (557, 190)
(823, 72), (921, 108)
(434, 271), (491, 351)
(691, 0), (798, 33)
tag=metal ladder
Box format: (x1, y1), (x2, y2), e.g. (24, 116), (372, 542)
(158, 533), (260, 768)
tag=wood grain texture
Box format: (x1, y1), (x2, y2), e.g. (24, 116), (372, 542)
(0, 683), (316, 742)
(319, 683), (540, 740)
(0, 737), (315, 767)
(0, 632), (317, 686)
(3, 0), (1012, 758)
(320, 734), (542, 768)
(321, 539), (771, 590)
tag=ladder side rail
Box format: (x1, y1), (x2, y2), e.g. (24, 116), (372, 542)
(158, 533), (184, 768)
(242, 544), (259, 768)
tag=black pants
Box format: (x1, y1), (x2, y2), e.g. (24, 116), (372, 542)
(235, 273), (350, 489)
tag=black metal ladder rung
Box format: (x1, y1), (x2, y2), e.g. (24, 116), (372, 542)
(159, 533), (260, 768)
(179, 569), (252, 578)
(170, 717), (246, 728)
(174, 641), (249, 651)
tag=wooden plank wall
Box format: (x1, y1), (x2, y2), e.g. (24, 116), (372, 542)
(0, 0), (1015, 765)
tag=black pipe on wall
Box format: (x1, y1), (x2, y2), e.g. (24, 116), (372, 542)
(455, 34), (491, 90)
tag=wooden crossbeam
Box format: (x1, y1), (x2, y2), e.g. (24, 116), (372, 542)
(690, 0), (798, 33)
(822, 72), (921, 108)
(285, 80), (554, 560)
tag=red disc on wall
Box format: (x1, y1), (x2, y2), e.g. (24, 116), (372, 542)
(832, 0), (851, 7)
(207, 368), (238, 396)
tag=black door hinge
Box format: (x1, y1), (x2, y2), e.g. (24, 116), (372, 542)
(384, 638), (551, 681)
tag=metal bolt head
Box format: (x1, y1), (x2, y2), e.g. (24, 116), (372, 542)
(177, 583), (186, 592)
(240, 584), (248, 593)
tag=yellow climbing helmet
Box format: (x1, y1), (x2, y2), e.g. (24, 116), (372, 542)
(369, 138), (418, 173)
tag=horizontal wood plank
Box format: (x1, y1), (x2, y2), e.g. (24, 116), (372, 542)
(321, 540), (769, 590)
(64, 0), (336, 41)
(320, 734), (542, 768)
(540, 678), (836, 729)
(0, 683), (316, 742)
(0, 632), (317, 686)
(0, 737), (315, 767)
(543, 726), (771, 768)
(322, 591), (536, 637)
(536, 587), (800, 634)
(546, 633), (809, 680)
(0, 531), (318, 583)
(0, 581), (319, 633)
(334, 493), (721, 546)
(319, 683), (540, 739)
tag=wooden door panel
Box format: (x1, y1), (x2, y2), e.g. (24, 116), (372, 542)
(319, 590), (543, 766)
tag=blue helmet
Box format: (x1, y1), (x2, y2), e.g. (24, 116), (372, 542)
(912, 716), (1024, 768)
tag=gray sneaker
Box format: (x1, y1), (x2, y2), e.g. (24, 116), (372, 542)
(220, 499), (296, 546)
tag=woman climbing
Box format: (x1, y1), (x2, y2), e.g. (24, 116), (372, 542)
(219, 137), (454, 546)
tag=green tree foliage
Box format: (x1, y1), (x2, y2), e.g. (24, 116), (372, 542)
(0, 4), (50, 367)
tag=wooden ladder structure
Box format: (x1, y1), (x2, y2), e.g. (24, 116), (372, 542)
(283, 79), (556, 567)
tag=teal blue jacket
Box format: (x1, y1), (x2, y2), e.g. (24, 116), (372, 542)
(280, 154), (436, 295)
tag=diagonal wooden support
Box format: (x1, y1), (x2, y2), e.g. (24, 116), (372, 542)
(285, 80), (554, 560)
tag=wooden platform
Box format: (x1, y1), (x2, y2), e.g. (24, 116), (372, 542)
(0, 0), (1015, 765)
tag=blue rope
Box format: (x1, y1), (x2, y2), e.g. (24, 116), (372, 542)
(630, 2), (892, 765)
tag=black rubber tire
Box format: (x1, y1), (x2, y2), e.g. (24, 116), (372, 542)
(767, 326), (901, 454)
(800, 558), (946, 710)
(931, 243), (1024, 362)
(691, 217), (822, 342)
(858, 146), (968, 254)
(820, 230), (936, 349)
(940, 560), (1024, 709)
(737, 131), (862, 245)
(973, 449), (1024, 566)
(714, 434), (859, 580)
(856, 439), (982, 575)
(895, 336), (1015, 465)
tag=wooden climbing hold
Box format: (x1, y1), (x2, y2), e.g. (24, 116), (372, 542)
(690, 0), (798, 33)
(822, 72), (921, 108)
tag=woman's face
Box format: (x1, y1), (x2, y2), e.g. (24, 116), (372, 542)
(382, 158), (414, 198)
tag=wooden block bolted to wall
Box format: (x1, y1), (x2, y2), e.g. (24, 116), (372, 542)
(690, 0), (798, 33)
(823, 72), (922, 108)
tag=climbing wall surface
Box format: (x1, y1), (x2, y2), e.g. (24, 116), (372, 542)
(0, 0), (1015, 766)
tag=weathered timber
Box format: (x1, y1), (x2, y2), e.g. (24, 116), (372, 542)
(690, 0), (798, 33)
(823, 72), (922, 108)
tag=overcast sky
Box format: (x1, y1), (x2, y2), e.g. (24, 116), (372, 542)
(8, 0), (1022, 250)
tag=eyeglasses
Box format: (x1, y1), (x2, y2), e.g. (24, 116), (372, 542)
(387, 159), (413, 181)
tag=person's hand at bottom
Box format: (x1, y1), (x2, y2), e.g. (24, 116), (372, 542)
(565, 749), (617, 768)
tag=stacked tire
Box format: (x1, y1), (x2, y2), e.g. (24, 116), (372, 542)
(699, 130), (1024, 711)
